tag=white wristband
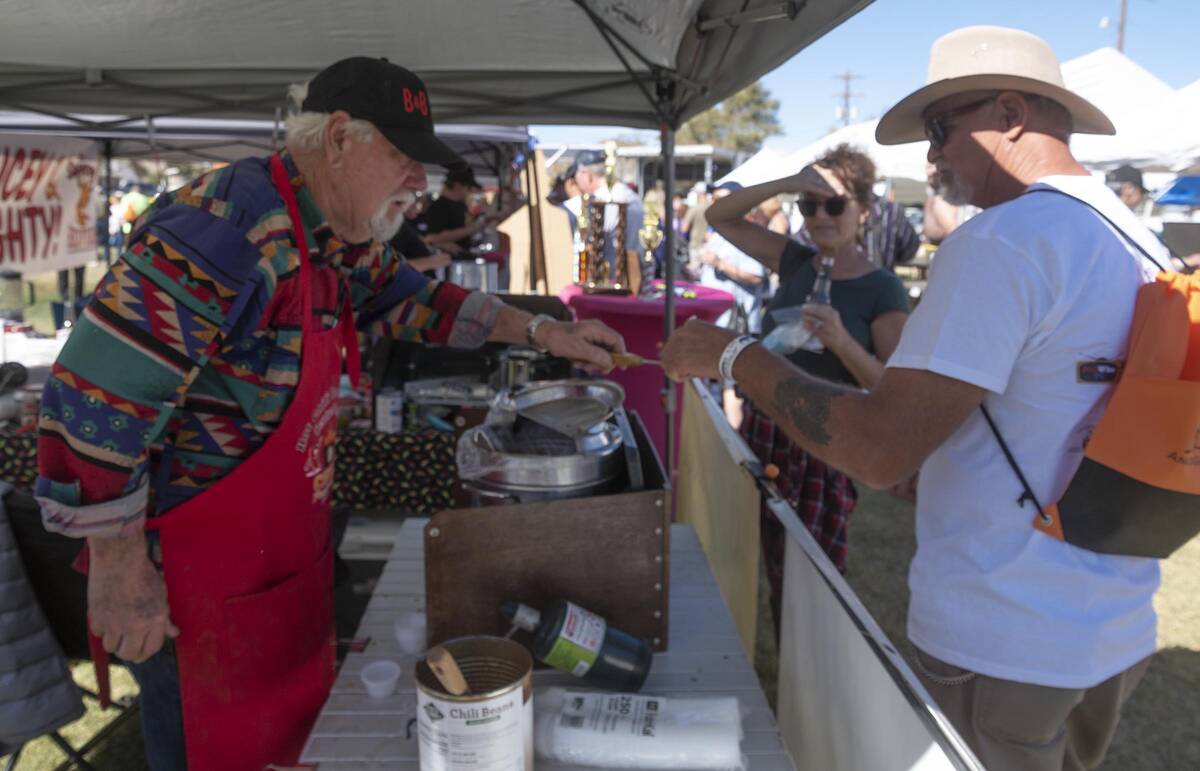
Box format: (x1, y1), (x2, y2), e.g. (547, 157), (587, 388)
(718, 335), (757, 384)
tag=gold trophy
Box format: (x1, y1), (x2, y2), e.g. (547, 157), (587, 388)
(633, 215), (663, 296)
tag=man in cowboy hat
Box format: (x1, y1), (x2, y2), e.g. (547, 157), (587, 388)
(661, 26), (1168, 769)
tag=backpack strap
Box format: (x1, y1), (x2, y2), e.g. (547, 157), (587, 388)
(980, 404), (1054, 526)
(1022, 186), (1174, 273)
(983, 185), (1175, 526)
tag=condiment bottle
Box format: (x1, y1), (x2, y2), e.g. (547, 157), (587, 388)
(501, 600), (651, 691)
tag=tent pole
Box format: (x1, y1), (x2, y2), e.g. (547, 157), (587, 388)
(523, 157), (540, 293)
(103, 139), (113, 264)
(661, 122), (677, 474)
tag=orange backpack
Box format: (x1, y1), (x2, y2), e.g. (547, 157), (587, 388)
(985, 188), (1200, 558)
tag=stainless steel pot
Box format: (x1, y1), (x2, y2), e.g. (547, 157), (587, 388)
(457, 379), (628, 503)
(458, 419), (625, 499)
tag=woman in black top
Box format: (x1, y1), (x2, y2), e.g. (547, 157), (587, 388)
(706, 144), (909, 634)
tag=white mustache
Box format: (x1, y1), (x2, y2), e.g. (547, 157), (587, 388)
(368, 193), (416, 242)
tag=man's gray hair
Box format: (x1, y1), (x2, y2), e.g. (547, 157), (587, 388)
(284, 80), (377, 151)
(1024, 94), (1074, 139)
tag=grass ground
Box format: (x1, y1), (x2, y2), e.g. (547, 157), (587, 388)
(18, 263), (110, 337)
(844, 487), (1200, 770)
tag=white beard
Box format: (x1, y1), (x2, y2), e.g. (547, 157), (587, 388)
(937, 170), (974, 207)
(368, 191), (417, 242)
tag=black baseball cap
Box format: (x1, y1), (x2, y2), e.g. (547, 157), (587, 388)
(444, 166), (481, 189)
(303, 57), (466, 169)
(1106, 164), (1145, 192)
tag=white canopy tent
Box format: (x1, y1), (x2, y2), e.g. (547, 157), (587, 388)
(1105, 78), (1200, 173)
(1061, 47), (1175, 170)
(719, 46), (1188, 188)
(715, 146), (784, 188)
(1165, 80), (1200, 172)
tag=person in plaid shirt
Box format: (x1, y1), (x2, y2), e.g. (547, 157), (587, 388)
(699, 145), (909, 636)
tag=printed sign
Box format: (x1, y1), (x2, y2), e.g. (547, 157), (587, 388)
(0, 135), (98, 274)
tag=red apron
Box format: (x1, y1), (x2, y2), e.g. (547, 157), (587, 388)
(95, 153), (359, 770)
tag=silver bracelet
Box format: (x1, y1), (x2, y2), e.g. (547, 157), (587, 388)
(718, 335), (757, 384)
(525, 313), (554, 352)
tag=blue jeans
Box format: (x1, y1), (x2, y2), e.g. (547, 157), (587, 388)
(125, 644), (187, 770)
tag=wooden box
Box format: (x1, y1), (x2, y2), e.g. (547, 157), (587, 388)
(424, 412), (671, 651)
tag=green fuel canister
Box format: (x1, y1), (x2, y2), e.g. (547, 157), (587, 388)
(501, 600), (652, 691)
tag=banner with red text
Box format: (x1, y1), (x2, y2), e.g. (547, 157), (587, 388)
(0, 135), (98, 275)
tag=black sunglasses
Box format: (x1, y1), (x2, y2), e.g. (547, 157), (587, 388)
(799, 196), (848, 217)
(924, 96), (996, 150)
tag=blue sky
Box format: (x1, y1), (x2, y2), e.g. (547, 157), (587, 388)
(530, 0), (1198, 153)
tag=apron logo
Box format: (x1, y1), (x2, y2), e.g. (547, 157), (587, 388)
(301, 387), (339, 503)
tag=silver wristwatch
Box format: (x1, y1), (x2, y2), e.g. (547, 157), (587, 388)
(525, 313), (555, 352)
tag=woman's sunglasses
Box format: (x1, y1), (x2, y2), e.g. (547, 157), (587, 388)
(799, 196), (848, 217)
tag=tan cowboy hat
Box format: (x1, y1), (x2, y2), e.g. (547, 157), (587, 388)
(876, 26), (1114, 145)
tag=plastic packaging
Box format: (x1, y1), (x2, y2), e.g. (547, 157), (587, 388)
(533, 687), (745, 770)
(761, 306), (818, 355)
(763, 253), (836, 355)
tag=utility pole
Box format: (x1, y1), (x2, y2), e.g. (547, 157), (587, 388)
(1117, 0), (1128, 52)
(833, 72), (862, 127)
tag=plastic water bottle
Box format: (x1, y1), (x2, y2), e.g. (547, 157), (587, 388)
(797, 254), (835, 353)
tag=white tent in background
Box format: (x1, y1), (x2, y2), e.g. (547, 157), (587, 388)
(715, 147), (784, 187)
(782, 118), (930, 182)
(716, 120), (930, 189)
(1131, 79), (1200, 173)
(1063, 47), (1176, 169)
(718, 46), (1187, 190)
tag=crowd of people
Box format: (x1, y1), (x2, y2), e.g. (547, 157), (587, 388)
(7, 19), (1193, 771)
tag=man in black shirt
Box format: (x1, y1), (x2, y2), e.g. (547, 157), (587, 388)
(391, 199), (451, 276)
(425, 166), (492, 253)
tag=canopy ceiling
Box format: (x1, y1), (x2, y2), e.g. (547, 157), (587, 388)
(0, 0), (873, 128)
(0, 112), (530, 177)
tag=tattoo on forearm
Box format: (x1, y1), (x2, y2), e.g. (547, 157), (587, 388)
(771, 376), (845, 446)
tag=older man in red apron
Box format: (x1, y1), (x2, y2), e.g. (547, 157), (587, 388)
(36, 58), (624, 771)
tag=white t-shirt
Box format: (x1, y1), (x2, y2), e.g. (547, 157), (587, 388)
(888, 175), (1167, 688)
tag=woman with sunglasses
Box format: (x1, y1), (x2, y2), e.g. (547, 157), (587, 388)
(704, 144), (910, 633)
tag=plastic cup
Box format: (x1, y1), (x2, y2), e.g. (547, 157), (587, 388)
(360, 659), (402, 699)
(394, 611), (427, 656)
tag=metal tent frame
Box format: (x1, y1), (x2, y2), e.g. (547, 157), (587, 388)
(0, 0), (876, 469)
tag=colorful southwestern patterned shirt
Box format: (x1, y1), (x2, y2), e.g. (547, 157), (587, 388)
(36, 152), (501, 537)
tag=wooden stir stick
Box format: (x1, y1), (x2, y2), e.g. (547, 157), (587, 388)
(612, 352), (662, 369)
(426, 646), (470, 696)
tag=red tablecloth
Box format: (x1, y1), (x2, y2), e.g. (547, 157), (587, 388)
(561, 281), (734, 470)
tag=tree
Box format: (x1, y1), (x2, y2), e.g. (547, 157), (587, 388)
(677, 82), (783, 153)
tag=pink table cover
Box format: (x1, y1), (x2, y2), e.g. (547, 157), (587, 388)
(560, 281), (734, 471)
